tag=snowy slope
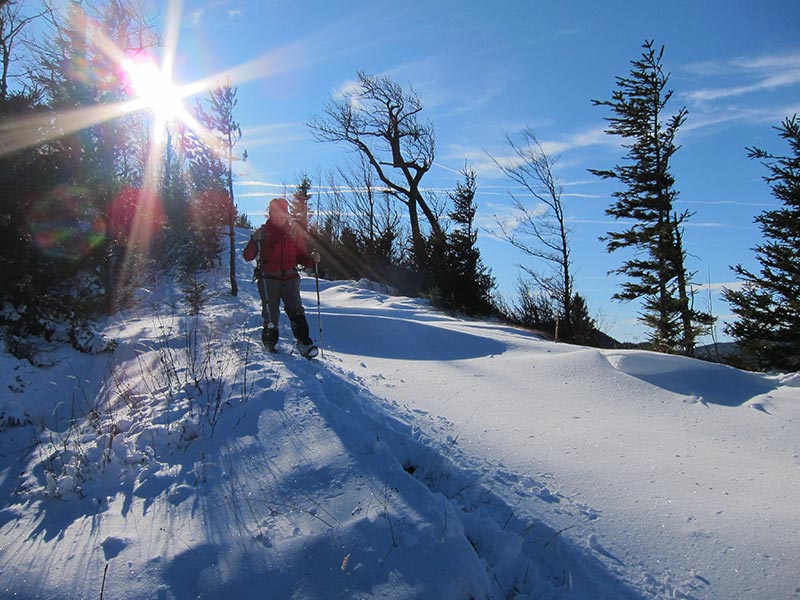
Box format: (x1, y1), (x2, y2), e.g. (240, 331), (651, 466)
(1, 228), (798, 600)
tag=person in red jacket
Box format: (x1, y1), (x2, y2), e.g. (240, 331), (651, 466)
(243, 197), (320, 356)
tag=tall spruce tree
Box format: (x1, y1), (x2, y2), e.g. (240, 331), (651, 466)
(30, 0), (158, 314)
(194, 78), (243, 296)
(590, 40), (710, 355)
(442, 168), (496, 315)
(723, 115), (800, 371)
(292, 174), (313, 234)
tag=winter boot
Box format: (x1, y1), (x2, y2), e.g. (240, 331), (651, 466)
(289, 314), (311, 345)
(262, 322), (279, 353)
(290, 314), (318, 358)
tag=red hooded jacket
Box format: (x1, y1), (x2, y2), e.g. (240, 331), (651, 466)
(243, 220), (313, 280)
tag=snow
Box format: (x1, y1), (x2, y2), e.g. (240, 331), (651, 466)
(1, 229), (799, 600)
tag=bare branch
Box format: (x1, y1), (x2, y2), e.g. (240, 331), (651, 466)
(308, 71), (441, 264)
(489, 128), (574, 330)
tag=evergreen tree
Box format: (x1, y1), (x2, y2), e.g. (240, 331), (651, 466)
(193, 77), (244, 296)
(569, 293), (598, 346)
(28, 0), (158, 314)
(0, 90), (73, 322)
(441, 168), (496, 315)
(723, 115), (800, 371)
(590, 40), (710, 355)
(292, 174), (313, 234)
(181, 121), (226, 268)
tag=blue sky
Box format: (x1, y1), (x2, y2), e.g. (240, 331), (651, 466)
(158, 0), (800, 343)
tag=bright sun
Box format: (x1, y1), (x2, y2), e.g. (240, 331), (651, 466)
(124, 58), (186, 128)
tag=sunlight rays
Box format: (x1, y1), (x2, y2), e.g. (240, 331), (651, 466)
(0, 0), (198, 157)
(0, 0), (407, 311)
(1, 2), (402, 159)
(0, 100), (140, 155)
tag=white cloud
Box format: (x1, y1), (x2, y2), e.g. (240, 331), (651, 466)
(441, 125), (612, 182)
(241, 122), (309, 149)
(682, 51), (800, 104)
(188, 9), (206, 26)
(332, 78), (361, 100)
(733, 53), (800, 71)
(691, 281), (746, 294)
(677, 199), (775, 208)
(686, 71), (800, 103)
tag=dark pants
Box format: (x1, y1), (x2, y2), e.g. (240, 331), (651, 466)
(257, 276), (312, 346)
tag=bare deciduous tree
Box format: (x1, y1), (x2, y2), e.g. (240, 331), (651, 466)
(338, 154), (402, 264)
(491, 128), (574, 338)
(308, 71), (441, 268)
(1, 0), (50, 98)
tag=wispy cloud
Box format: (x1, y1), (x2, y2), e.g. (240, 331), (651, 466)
(441, 125), (612, 180)
(682, 51), (800, 103)
(328, 57), (452, 113)
(188, 8), (206, 27)
(677, 199), (775, 208)
(538, 127), (610, 156)
(682, 221), (727, 229)
(376, 58), (515, 116)
(241, 122), (308, 149)
(693, 281), (744, 293)
(446, 69), (517, 116)
(186, 0), (243, 27)
(686, 72), (800, 103)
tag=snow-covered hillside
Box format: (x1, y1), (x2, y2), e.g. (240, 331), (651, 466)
(1, 229), (798, 599)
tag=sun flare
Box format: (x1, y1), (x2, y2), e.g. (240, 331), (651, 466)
(124, 58), (188, 133)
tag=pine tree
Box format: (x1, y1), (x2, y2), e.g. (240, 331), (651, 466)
(181, 121), (226, 268)
(723, 115), (800, 371)
(590, 40), (710, 354)
(569, 293), (597, 346)
(28, 0), (158, 315)
(292, 174), (313, 234)
(193, 77), (244, 296)
(442, 168), (496, 315)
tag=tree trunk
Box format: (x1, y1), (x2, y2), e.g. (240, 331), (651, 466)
(227, 141), (237, 296)
(672, 218), (694, 356)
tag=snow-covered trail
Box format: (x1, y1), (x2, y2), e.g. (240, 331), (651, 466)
(0, 263), (641, 600)
(312, 279), (800, 599)
(1, 230), (798, 599)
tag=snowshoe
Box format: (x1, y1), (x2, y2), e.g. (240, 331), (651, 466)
(296, 342), (319, 359)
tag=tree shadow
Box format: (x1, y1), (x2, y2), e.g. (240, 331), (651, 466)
(318, 310), (508, 360)
(273, 357), (649, 599)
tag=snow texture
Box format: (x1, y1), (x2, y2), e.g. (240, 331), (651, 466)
(1, 229), (798, 599)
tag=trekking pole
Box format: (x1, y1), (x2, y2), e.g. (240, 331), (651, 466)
(314, 261), (324, 357)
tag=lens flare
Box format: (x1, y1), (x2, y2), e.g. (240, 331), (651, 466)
(26, 184), (107, 261)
